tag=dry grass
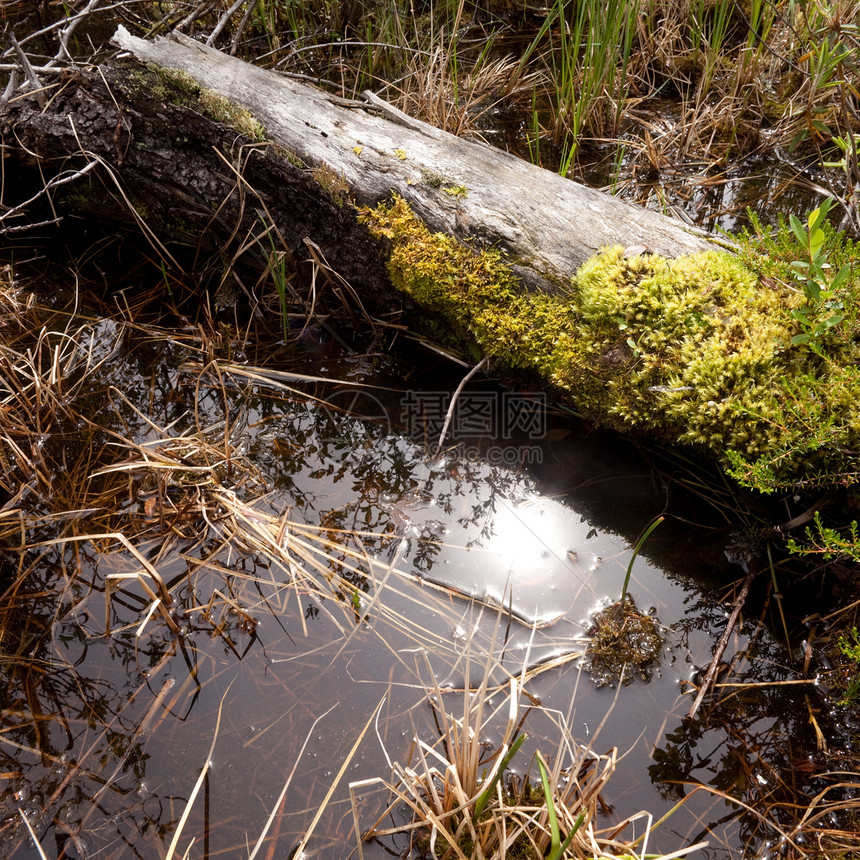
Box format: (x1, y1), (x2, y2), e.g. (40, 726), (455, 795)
(4, 0), (859, 223)
(351, 634), (706, 860)
(391, 48), (540, 142)
(0, 266), (587, 856)
(1, 245), (860, 857)
(0, 278), (128, 522)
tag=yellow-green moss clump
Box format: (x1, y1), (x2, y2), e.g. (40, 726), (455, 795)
(362, 195), (860, 491)
(197, 88), (265, 141)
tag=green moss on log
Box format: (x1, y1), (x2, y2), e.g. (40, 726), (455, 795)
(128, 63), (266, 142)
(361, 195), (860, 492)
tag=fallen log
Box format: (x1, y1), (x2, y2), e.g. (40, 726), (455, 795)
(111, 25), (717, 286)
(2, 27), (859, 492)
(1, 26), (715, 289)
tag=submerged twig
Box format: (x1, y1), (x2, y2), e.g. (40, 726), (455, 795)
(164, 679), (233, 860)
(247, 702), (338, 860)
(435, 356), (489, 454)
(686, 562), (758, 721)
(17, 809), (48, 860)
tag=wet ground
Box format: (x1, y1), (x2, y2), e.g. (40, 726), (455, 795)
(0, 262), (851, 860)
(2, 2), (859, 854)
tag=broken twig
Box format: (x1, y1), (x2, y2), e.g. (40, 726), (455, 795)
(686, 562), (758, 721)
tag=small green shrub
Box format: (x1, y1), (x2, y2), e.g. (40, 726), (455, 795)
(837, 627), (860, 708)
(785, 198), (852, 357)
(785, 511), (860, 564)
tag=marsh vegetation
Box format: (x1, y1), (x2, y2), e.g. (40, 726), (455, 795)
(46, 0), (856, 230)
(2, 1), (860, 859)
(3, 245), (857, 859)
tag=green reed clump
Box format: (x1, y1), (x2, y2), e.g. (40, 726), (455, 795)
(523, 0), (639, 175)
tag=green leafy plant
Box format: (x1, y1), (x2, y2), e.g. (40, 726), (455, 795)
(788, 197), (852, 356)
(789, 32), (853, 151)
(822, 133), (860, 177)
(785, 511), (860, 563)
(837, 627), (860, 707)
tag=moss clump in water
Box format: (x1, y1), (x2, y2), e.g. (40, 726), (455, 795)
(361, 195), (860, 492)
(585, 595), (664, 687)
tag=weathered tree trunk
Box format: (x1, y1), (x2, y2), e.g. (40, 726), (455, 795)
(7, 27), (860, 496)
(1, 25), (715, 307)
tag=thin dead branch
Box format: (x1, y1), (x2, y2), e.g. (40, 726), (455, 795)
(686, 563), (759, 721)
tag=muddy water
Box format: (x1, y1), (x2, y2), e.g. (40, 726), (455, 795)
(0, 295), (839, 860)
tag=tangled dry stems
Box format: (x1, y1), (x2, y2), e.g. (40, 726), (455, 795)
(354, 652), (705, 860)
(0, 280), (120, 517)
(7, 0), (858, 192)
(74, 0), (855, 225)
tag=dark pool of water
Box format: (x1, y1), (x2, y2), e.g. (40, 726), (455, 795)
(0, 283), (846, 860)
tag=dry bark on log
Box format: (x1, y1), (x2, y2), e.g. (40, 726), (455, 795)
(1, 25), (716, 310)
(110, 26), (717, 284)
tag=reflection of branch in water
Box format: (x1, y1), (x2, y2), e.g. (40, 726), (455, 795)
(686, 563), (757, 721)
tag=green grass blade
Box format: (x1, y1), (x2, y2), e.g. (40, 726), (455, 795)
(537, 751), (560, 857)
(472, 732), (528, 821)
(555, 810), (585, 860)
(620, 515), (664, 601)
